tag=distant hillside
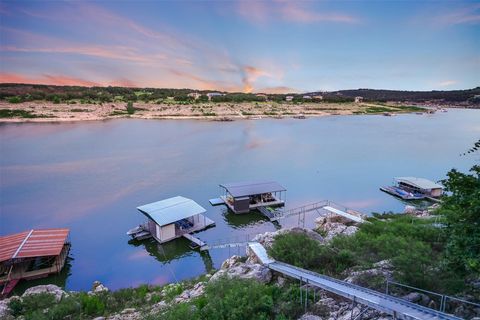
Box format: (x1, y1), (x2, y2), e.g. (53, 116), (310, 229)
(0, 83), (479, 105)
(309, 87), (480, 103)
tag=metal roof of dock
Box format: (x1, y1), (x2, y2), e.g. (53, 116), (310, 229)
(219, 181), (286, 198)
(137, 196), (206, 226)
(395, 177), (443, 190)
(0, 229), (70, 263)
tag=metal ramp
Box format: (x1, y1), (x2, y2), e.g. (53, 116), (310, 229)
(322, 205), (365, 223)
(268, 261), (459, 320)
(241, 241), (459, 320)
(182, 233), (207, 250)
(267, 200), (365, 224)
(247, 242), (275, 264)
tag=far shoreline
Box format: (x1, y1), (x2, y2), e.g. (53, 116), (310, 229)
(0, 101), (469, 123)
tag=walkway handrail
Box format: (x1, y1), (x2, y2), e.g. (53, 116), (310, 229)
(269, 260), (461, 320)
(387, 279), (480, 313)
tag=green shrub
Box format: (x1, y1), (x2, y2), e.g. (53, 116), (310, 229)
(80, 293), (105, 316)
(268, 232), (323, 269)
(47, 296), (81, 320)
(8, 96), (21, 103)
(126, 101), (135, 114)
(200, 276), (274, 320)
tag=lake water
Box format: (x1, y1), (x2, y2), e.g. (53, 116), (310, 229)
(1, 109), (479, 292)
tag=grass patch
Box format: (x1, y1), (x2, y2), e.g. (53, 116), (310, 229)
(70, 108), (90, 112)
(0, 109), (51, 118)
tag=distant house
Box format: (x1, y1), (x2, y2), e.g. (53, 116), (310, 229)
(313, 95), (323, 101)
(355, 96), (363, 103)
(285, 96), (294, 102)
(206, 92), (224, 101)
(187, 92), (201, 100)
(303, 95), (312, 100)
(255, 94), (268, 101)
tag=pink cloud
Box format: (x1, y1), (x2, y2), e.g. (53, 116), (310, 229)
(0, 72), (99, 86)
(438, 80), (457, 87)
(279, 1), (359, 24)
(432, 4), (480, 26)
(235, 0), (359, 25)
(256, 86), (297, 94)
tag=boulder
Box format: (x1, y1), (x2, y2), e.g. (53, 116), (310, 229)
(91, 281), (109, 294)
(220, 255), (242, 270)
(210, 261), (272, 284)
(121, 308), (136, 314)
(22, 284), (66, 302)
(149, 300), (168, 314)
(343, 260), (393, 285)
(0, 296), (16, 320)
(298, 314), (322, 320)
(174, 282), (205, 303)
(402, 292), (431, 306)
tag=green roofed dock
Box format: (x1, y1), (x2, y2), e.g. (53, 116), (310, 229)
(128, 196), (215, 248)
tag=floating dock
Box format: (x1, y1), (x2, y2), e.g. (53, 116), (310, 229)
(1, 229), (70, 297)
(209, 198), (225, 206)
(132, 196), (215, 246)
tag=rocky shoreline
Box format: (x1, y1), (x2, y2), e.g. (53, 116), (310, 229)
(0, 101), (439, 123)
(1, 213), (478, 320)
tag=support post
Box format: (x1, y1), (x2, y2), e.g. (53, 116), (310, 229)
(305, 280), (308, 313)
(299, 277), (302, 303)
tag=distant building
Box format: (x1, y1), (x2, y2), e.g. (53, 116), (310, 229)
(187, 92), (201, 100)
(285, 96), (294, 102)
(255, 94), (268, 100)
(355, 96), (363, 103)
(303, 95), (312, 100)
(313, 95), (323, 101)
(206, 92), (224, 101)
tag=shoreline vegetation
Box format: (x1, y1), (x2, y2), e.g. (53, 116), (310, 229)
(0, 84), (479, 122)
(1, 165), (479, 320)
(0, 101), (429, 123)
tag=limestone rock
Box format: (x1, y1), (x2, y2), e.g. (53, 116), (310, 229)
(220, 255), (242, 270)
(402, 292), (431, 306)
(210, 261), (272, 284)
(298, 314), (322, 320)
(343, 260), (393, 286)
(174, 282), (205, 303)
(0, 296), (17, 320)
(149, 300), (168, 314)
(91, 281), (109, 294)
(22, 284), (66, 302)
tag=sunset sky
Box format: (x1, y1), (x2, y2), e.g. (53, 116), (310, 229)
(0, 1), (479, 93)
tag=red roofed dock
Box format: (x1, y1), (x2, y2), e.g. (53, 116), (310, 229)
(0, 228), (70, 298)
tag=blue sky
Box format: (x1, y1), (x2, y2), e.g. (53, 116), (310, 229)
(0, 0), (479, 92)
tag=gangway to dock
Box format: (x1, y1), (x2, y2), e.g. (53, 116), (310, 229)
(267, 200), (365, 224)
(182, 233), (208, 250)
(246, 242), (460, 320)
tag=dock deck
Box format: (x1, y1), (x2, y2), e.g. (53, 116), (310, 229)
(209, 198), (225, 206)
(220, 195), (284, 214)
(175, 216), (215, 237)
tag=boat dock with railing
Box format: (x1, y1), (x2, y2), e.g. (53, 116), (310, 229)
(128, 196), (215, 247)
(381, 177), (444, 201)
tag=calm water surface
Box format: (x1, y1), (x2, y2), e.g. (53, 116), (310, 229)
(1, 109), (479, 292)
